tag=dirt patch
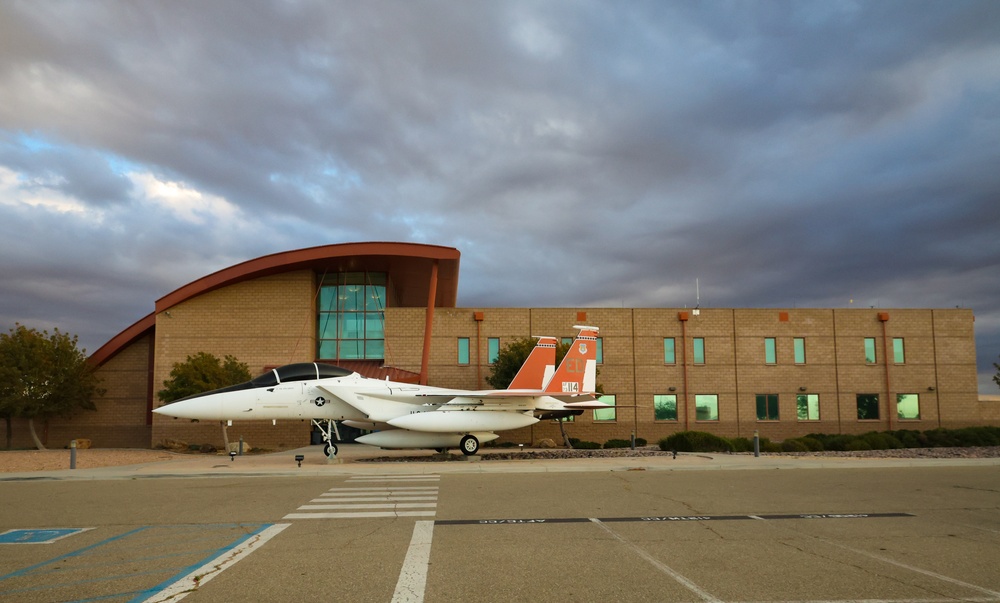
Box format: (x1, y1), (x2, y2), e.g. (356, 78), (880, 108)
(0, 449), (185, 473)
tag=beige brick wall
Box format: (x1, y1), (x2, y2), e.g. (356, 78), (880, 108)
(384, 307), (984, 447)
(150, 270), (317, 449)
(61, 288), (983, 451)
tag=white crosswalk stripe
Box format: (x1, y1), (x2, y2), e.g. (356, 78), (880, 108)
(283, 475), (440, 520)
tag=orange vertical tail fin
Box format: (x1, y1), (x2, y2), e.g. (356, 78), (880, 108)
(508, 336), (557, 389)
(544, 326), (599, 395)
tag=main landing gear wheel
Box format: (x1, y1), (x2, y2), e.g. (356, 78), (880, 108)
(460, 435), (479, 456)
(323, 442), (338, 457)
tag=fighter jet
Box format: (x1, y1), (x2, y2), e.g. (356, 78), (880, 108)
(153, 326), (605, 455)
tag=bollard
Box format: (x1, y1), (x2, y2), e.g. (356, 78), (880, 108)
(753, 429), (760, 458)
(70, 439), (77, 470)
(239, 436), (244, 456)
(630, 431), (635, 450)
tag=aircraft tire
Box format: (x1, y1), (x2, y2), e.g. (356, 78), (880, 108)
(324, 442), (338, 457)
(460, 435), (479, 456)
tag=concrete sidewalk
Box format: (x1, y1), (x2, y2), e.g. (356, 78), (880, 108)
(2, 444), (998, 481)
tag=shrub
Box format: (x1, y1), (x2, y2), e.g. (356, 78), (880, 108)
(635, 437), (647, 447)
(861, 432), (903, 450)
(603, 439), (632, 449)
(845, 438), (871, 451)
(729, 437), (754, 452)
(780, 439), (809, 453)
(659, 431), (734, 453)
(573, 440), (601, 449)
(891, 429), (927, 448)
(759, 438), (782, 453)
(796, 437), (824, 451)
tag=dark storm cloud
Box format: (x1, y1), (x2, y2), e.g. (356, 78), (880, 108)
(0, 0), (998, 390)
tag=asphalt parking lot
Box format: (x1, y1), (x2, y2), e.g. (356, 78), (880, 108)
(1, 450), (998, 602)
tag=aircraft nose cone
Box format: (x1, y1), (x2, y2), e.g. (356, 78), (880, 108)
(153, 396), (223, 420)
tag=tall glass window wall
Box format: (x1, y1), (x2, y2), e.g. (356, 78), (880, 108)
(317, 272), (387, 360)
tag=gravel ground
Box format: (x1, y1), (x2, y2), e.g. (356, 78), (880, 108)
(361, 446), (1000, 462)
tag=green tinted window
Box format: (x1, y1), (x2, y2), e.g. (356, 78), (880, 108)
(764, 338), (776, 364)
(457, 338), (470, 364)
(756, 394), (779, 420)
(893, 338), (905, 364)
(488, 338), (500, 364)
(794, 338), (806, 364)
(693, 338), (705, 364)
(663, 338), (675, 364)
(864, 338), (877, 364)
(796, 394), (819, 420)
(593, 395), (616, 421)
(857, 393), (879, 420)
(897, 393), (920, 420)
(695, 394), (718, 421)
(654, 395), (677, 421)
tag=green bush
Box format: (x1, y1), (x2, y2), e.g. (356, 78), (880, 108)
(729, 437), (754, 452)
(796, 436), (824, 451)
(603, 439), (632, 449)
(635, 437), (647, 447)
(759, 438), (782, 453)
(659, 431), (734, 453)
(573, 440), (601, 449)
(845, 438), (871, 451)
(861, 432), (903, 450)
(890, 429), (927, 448)
(781, 439), (809, 452)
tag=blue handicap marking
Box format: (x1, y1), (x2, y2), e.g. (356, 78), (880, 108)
(0, 528), (90, 544)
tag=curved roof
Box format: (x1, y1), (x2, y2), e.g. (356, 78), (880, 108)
(89, 242), (460, 367)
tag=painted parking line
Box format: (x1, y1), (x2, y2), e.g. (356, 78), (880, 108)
(0, 523), (283, 603)
(435, 512), (914, 525)
(138, 523), (289, 603)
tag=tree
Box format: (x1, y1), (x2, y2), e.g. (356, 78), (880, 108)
(994, 354), (1000, 390)
(0, 324), (102, 450)
(157, 352), (251, 403)
(158, 352), (251, 451)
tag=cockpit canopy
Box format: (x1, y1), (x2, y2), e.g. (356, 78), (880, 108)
(249, 363), (353, 387)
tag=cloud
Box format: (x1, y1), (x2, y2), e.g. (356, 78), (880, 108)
(0, 0), (998, 390)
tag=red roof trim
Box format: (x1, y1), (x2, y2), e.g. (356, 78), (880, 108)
(88, 312), (155, 368)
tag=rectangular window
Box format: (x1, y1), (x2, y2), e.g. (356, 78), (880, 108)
(693, 338), (705, 365)
(893, 338), (905, 364)
(796, 394), (819, 420)
(695, 394), (718, 421)
(856, 393), (880, 420)
(596, 338), (604, 364)
(457, 338), (470, 365)
(897, 393), (920, 420)
(653, 394), (677, 421)
(663, 338), (675, 364)
(864, 338), (877, 364)
(593, 395), (616, 421)
(756, 394), (779, 420)
(794, 338), (806, 364)
(488, 338), (500, 364)
(764, 338), (776, 364)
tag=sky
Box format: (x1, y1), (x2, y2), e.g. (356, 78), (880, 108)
(0, 1), (998, 393)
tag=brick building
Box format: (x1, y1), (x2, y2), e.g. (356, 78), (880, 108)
(10, 242), (990, 450)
